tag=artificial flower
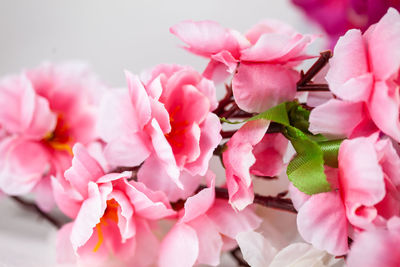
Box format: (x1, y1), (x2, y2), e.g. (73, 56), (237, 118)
(0, 62), (104, 210)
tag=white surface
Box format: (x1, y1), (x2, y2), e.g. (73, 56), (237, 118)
(0, 1), (319, 266)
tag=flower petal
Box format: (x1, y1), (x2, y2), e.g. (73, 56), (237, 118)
(158, 223), (199, 267)
(297, 192), (348, 255)
(232, 63), (298, 113)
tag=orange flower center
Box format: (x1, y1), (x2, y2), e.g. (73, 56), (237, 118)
(43, 115), (73, 155)
(93, 199), (119, 252)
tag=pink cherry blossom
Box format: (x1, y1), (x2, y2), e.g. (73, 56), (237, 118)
(309, 8), (400, 141)
(290, 134), (400, 255)
(223, 120), (288, 210)
(347, 216), (400, 267)
(158, 172), (261, 267)
(98, 66), (221, 201)
(171, 20), (315, 112)
(54, 144), (176, 266)
(0, 62), (104, 211)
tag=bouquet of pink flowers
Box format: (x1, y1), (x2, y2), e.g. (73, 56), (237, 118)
(0, 5), (399, 267)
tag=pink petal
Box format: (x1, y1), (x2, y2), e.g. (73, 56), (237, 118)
(332, 73), (373, 102)
(181, 176), (215, 223)
(347, 217), (400, 267)
(203, 60), (232, 84)
(326, 29), (369, 98)
(64, 144), (105, 198)
(127, 219), (159, 267)
(250, 133), (288, 177)
(245, 19), (298, 43)
(171, 122), (201, 168)
(223, 120), (269, 210)
(207, 199), (261, 239)
(149, 98), (171, 134)
(138, 162), (202, 202)
(170, 20), (239, 58)
(165, 83), (210, 125)
(97, 89), (140, 142)
(367, 8), (400, 80)
(33, 176), (55, 212)
(309, 99), (365, 139)
(104, 132), (151, 167)
(51, 177), (82, 218)
(0, 74), (56, 137)
(297, 192), (348, 255)
(0, 138), (50, 195)
(288, 183), (310, 211)
(339, 137), (386, 206)
(125, 70), (152, 128)
(146, 119), (181, 187)
(70, 182), (112, 251)
(232, 63), (298, 113)
(107, 189), (135, 241)
(369, 81), (400, 142)
(67, 108), (97, 144)
(241, 33), (313, 63)
(158, 223), (199, 267)
(188, 215), (223, 266)
(196, 77), (219, 111)
(345, 202), (377, 229)
(184, 113), (222, 176)
(236, 231), (276, 267)
(203, 50), (239, 83)
(375, 138), (400, 187)
(125, 180), (176, 220)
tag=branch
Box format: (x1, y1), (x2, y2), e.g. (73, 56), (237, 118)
(297, 50), (332, 87)
(196, 186), (297, 213)
(220, 122), (284, 139)
(297, 84), (330, 92)
(215, 83), (234, 116)
(10, 196), (62, 229)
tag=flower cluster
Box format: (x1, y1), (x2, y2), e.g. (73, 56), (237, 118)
(1, 6), (400, 267)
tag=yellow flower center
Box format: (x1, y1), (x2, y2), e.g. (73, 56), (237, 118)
(43, 115), (73, 155)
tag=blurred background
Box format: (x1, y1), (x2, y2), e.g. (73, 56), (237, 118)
(0, 1), (319, 266)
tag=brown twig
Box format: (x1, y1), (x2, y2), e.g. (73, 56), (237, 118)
(297, 50), (332, 87)
(110, 166), (140, 181)
(215, 84), (234, 116)
(297, 84), (330, 92)
(230, 247), (250, 266)
(10, 196), (62, 229)
(220, 103), (239, 119)
(195, 185), (297, 213)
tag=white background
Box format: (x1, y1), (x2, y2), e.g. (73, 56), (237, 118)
(0, 1), (323, 266)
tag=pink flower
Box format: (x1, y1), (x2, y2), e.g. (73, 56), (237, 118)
(292, 0), (400, 47)
(54, 144), (176, 266)
(0, 62), (104, 210)
(171, 20), (315, 113)
(309, 8), (400, 141)
(98, 66), (221, 201)
(223, 120), (288, 210)
(347, 216), (400, 267)
(158, 173), (261, 267)
(290, 133), (400, 255)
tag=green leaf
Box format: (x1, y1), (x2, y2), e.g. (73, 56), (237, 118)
(219, 101), (339, 196)
(318, 139), (343, 168)
(248, 102), (290, 126)
(219, 117), (244, 124)
(284, 126), (332, 195)
(287, 103), (311, 133)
